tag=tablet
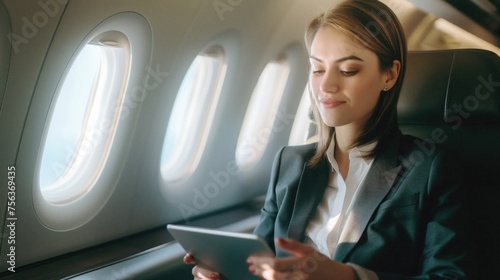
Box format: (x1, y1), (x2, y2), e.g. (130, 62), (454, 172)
(167, 224), (274, 280)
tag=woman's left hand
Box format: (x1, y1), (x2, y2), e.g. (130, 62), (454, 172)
(246, 238), (356, 280)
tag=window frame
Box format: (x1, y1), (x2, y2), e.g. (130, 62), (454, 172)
(33, 12), (152, 231)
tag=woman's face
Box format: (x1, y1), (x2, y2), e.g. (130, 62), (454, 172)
(309, 27), (389, 130)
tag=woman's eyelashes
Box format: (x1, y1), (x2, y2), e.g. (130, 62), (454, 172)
(311, 68), (358, 76)
(312, 69), (325, 76)
(340, 69), (358, 76)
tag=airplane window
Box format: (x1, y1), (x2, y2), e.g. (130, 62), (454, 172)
(289, 85), (318, 146)
(38, 32), (130, 204)
(161, 47), (226, 182)
(235, 57), (290, 169)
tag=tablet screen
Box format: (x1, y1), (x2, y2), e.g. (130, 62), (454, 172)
(167, 224), (274, 280)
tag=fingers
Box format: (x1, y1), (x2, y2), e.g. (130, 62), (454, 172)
(275, 238), (316, 257)
(184, 253), (220, 280)
(277, 238), (329, 265)
(247, 255), (308, 280)
(183, 253), (197, 265)
(247, 239), (332, 280)
(248, 254), (299, 272)
(192, 266), (220, 280)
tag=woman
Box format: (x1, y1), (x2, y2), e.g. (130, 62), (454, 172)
(185, 0), (475, 279)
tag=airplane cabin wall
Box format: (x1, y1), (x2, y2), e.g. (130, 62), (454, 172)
(0, 0), (337, 271)
(0, 1), (10, 109)
(0, 0), (68, 268)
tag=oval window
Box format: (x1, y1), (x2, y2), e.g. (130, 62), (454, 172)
(39, 31), (130, 204)
(161, 47), (226, 182)
(235, 57), (290, 169)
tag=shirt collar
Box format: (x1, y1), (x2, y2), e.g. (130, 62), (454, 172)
(326, 134), (377, 171)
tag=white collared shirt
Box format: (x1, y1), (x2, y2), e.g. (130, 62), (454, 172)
(305, 136), (375, 258)
(303, 137), (380, 280)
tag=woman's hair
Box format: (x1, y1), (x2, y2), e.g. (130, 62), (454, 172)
(305, 0), (407, 166)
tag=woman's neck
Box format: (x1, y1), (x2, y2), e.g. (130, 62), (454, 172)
(334, 125), (360, 154)
(333, 126), (360, 180)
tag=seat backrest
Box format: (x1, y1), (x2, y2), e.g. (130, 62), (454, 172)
(398, 49), (500, 280)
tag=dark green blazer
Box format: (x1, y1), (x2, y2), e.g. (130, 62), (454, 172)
(253, 131), (476, 280)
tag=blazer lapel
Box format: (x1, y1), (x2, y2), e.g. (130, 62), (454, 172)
(287, 159), (329, 241)
(334, 136), (402, 262)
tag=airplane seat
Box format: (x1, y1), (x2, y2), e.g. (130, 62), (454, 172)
(398, 49), (500, 280)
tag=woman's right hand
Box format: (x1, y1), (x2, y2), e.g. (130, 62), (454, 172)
(183, 253), (221, 280)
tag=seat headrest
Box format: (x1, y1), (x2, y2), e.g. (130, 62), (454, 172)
(398, 49), (500, 125)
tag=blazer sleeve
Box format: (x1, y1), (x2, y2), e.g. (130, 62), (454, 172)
(253, 146), (285, 253)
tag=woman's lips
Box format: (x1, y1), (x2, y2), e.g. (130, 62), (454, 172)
(319, 98), (346, 108)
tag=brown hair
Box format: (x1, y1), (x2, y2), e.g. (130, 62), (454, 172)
(305, 0), (407, 166)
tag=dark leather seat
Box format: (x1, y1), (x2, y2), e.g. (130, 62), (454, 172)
(398, 49), (500, 280)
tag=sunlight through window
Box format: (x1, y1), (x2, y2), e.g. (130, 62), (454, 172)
(235, 58), (290, 169)
(289, 85), (318, 145)
(161, 48), (226, 182)
(39, 33), (130, 204)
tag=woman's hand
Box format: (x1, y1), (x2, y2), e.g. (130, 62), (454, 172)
(183, 253), (221, 280)
(246, 238), (357, 280)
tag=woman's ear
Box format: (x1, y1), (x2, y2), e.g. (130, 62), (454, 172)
(384, 60), (401, 90)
